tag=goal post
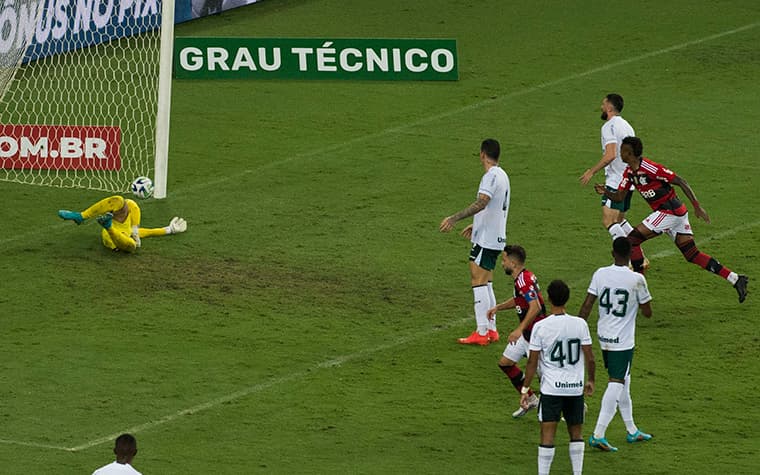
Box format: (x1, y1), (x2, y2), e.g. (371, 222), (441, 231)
(0, 0), (174, 198)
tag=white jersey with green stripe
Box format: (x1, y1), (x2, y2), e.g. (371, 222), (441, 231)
(529, 313), (592, 397)
(587, 264), (652, 351)
(472, 165), (509, 250)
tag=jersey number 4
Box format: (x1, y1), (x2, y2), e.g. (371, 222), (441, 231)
(599, 287), (629, 317)
(550, 338), (581, 368)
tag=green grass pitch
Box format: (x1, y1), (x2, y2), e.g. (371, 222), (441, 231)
(1, 0), (759, 473)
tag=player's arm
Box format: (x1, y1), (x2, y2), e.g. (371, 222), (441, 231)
(577, 293), (597, 321)
(508, 298), (541, 343)
(520, 349), (540, 409)
(439, 193), (491, 232)
(639, 301), (653, 318)
(582, 343), (595, 397)
(671, 175), (710, 223)
(595, 179), (628, 202)
(487, 297), (516, 320)
(580, 143), (617, 185)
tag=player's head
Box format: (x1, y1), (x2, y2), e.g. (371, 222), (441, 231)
(547, 279), (570, 307)
(601, 93), (624, 120)
(502, 244), (526, 275)
(620, 136), (643, 167)
(113, 433), (137, 463)
(612, 236), (632, 262)
(480, 139), (500, 162)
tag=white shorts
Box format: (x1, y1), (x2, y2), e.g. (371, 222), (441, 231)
(642, 211), (693, 241)
(502, 334), (530, 362)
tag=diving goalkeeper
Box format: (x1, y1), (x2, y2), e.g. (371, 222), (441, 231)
(58, 195), (187, 253)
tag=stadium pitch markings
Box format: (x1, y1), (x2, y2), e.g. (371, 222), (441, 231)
(0, 316), (472, 453)
(173, 20), (760, 196)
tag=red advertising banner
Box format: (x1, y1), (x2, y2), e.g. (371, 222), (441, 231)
(0, 125), (122, 170)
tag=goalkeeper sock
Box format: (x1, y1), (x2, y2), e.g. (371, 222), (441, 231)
(106, 228), (137, 253)
(82, 195), (125, 219)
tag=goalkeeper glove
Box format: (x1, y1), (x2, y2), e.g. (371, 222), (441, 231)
(168, 217), (187, 234)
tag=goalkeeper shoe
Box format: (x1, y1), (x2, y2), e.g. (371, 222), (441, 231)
(58, 209), (84, 225)
(169, 217), (187, 234)
(96, 213), (113, 230)
(626, 429), (653, 443)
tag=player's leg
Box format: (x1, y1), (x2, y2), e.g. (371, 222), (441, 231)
(674, 232), (748, 302)
(537, 397), (561, 475)
(499, 339), (538, 417)
(628, 219), (659, 273)
(459, 246), (498, 345)
(97, 214), (136, 253)
(58, 195), (125, 224)
(619, 372), (653, 443)
(589, 351), (621, 452)
(564, 396), (587, 475)
(486, 281), (499, 341)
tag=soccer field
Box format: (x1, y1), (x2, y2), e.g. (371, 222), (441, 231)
(1, 0), (759, 473)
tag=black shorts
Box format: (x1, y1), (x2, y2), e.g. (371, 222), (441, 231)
(538, 394), (585, 425)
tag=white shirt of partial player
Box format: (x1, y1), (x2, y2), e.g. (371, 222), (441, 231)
(600, 115), (635, 188)
(92, 461), (143, 475)
(471, 165), (510, 250)
(588, 264), (652, 351)
(529, 313), (592, 397)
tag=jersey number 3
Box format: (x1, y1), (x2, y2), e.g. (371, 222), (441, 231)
(599, 287), (629, 317)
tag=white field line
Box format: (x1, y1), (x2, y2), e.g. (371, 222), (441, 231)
(4, 218), (757, 453)
(1, 22), (757, 452)
(0, 316), (472, 452)
(4, 20), (757, 251)
(173, 20), (760, 197)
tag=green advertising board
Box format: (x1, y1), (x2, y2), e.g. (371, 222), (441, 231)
(174, 38), (458, 81)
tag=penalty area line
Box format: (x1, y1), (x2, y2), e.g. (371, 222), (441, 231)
(0, 316), (471, 453)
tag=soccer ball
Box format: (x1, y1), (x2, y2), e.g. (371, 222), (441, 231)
(131, 176), (154, 199)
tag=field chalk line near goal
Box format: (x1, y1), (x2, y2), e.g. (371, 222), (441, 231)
(0, 22), (758, 452)
(1, 20), (758, 250)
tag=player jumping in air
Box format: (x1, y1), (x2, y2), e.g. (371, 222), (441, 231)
(596, 136), (748, 303)
(58, 195), (187, 253)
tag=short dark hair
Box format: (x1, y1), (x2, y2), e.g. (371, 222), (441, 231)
(621, 136), (643, 157)
(547, 280), (570, 307)
(114, 433), (137, 458)
(613, 237), (632, 259)
(481, 139), (500, 161)
(606, 93), (624, 113)
(504, 244), (526, 263)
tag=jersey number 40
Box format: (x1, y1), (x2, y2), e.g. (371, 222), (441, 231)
(550, 338), (581, 368)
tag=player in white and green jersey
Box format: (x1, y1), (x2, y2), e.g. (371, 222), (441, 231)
(440, 139), (510, 346)
(521, 280), (595, 475)
(579, 237), (653, 453)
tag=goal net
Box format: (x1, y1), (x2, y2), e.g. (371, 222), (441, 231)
(0, 0), (172, 196)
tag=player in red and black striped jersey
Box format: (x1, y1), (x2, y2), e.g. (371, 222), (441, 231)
(487, 245), (548, 417)
(596, 136), (748, 303)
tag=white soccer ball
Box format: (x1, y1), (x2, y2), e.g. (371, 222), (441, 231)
(131, 176), (154, 199)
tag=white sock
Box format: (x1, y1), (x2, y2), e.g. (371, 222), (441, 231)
(538, 445), (555, 475)
(620, 219), (634, 235)
(486, 282), (497, 331)
(727, 272), (739, 285)
(473, 285), (490, 335)
(618, 374), (638, 434)
(594, 381), (623, 438)
(607, 223), (627, 240)
(569, 441), (585, 475)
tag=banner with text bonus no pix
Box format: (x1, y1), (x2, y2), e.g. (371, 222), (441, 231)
(174, 38), (458, 81)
